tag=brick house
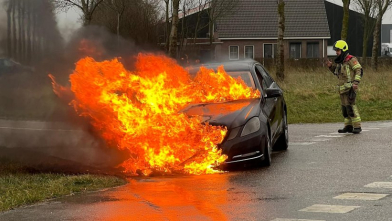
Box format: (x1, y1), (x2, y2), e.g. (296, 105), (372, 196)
(213, 0), (330, 63)
(176, 0), (376, 65)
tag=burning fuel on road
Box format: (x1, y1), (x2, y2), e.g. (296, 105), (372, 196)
(49, 53), (260, 176)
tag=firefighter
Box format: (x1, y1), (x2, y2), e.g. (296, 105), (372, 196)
(325, 40), (363, 134)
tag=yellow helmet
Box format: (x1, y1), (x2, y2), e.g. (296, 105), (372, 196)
(333, 40), (348, 52)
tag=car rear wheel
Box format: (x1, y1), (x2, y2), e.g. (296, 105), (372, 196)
(273, 110), (288, 151)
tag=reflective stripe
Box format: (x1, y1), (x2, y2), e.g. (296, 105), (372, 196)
(353, 105), (361, 119)
(352, 117), (361, 123)
(344, 118), (352, 125)
(346, 65), (351, 82)
(352, 64), (362, 69)
(355, 75), (361, 81)
(340, 82), (353, 91)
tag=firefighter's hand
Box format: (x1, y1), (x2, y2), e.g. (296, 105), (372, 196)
(325, 59), (332, 67)
(353, 84), (358, 90)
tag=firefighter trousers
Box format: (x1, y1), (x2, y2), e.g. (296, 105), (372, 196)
(340, 90), (361, 128)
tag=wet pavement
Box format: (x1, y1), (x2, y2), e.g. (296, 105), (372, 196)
(1, 120), (392, 221)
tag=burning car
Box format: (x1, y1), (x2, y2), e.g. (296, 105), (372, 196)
(50, 54), (287, 175)
(184, 60), (288, 167)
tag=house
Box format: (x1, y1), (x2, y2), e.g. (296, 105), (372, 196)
(214, 0), (330, 62)
(382, 24), (392, 44)
(176, 0), (377, 64)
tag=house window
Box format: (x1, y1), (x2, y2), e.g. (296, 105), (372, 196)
(244, 46), (254, 59)
(229, 46), (239, 60)
(264, 44), (277, 58)
(290, 43), (301, 59)
(307, 42), (319, 58)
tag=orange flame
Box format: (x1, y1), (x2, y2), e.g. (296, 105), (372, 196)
(50, 53), (260, 175)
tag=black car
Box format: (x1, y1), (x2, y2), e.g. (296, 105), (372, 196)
(183, 59), (288, 167)
(0, 58), (34, 74)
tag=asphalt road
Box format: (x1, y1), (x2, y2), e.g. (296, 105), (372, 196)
(1, 120), (392, 221)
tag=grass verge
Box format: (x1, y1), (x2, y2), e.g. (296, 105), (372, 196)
(0, 158), (127, 212)
(271, 67), (392, 123)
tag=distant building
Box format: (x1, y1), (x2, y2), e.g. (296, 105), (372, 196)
(324, 1), (376, 57)
(382, 24), (392, 43)
(173, 0), (379, 63)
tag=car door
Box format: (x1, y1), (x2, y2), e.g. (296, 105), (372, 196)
(255, 65), (283, 143)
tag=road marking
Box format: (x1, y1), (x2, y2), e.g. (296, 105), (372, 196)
(299, 204), (360, 213)
(311, 138), (330, 142)
(271, 219), (325, 221)
(315, 135), (345, 138)
(289, 142), (315, 146)
(0, 126), (79, 132)
(364, 182), (392, 189)
(334, 193), (389, 200)
(364, 127), (380, 130)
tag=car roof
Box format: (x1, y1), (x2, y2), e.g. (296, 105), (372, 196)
(186, 59), (258, 74)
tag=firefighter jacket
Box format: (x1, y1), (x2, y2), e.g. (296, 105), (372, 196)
(329, 54), (363, 94)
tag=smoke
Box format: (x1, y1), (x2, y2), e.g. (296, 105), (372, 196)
(0, 0), (165, 174)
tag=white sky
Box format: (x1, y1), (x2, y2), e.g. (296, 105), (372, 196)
(326, 0), (392, 23)
(54, 0), (392, 41)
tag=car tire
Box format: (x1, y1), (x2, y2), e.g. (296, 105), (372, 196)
(273, 110), (288, 151)
(261, 133), (271, 167)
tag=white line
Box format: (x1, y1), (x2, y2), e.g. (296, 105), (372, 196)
(271, 219), (325, 221)
(299, 204), (360, 213)
(334, 193), (389, 201)
(0, 126), (79, 132)
(311, 138), (330, 142)
(315, 135), (345, 138)
(289, 142), (315, 146)
(364, 182), (392, 189)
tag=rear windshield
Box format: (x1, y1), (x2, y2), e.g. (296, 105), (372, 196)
(227, 71), (256, 89)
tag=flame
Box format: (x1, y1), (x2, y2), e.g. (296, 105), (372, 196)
(50, 53), (260, 175)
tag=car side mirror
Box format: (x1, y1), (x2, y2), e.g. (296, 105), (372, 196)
(265, 88), (282, 98)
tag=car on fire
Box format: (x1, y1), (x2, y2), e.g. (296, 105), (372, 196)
(183, 60), (288, 167)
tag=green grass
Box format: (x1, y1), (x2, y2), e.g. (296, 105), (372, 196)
(270, 67), (392, 124)
(0, 158), (127, 212)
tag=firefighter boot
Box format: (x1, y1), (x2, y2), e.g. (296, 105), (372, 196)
(338, 125), (353, 133)
(352, 127), (362, 134)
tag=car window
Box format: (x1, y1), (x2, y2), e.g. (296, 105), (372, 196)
(226, 71), (256, 89)
(256, 65), (273, 88)
(254, 65), (267, 91)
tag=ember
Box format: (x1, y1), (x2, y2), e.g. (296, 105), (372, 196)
(50, 53), (260, 175)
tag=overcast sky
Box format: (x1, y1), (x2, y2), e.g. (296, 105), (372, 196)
(55, 0), (392, 41)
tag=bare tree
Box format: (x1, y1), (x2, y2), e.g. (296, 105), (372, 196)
(371, 0), (392, 70)
(54, 0), (105, 26)
(6, 0), (12, 58)
(104, 0), (126, 45)
(12, 0), (16, 59)
(90, 0), (161, 46)
(276, 0), (285, 81)
(168, 0), (180, 58)
(164, 0), (170, 52)
(206, 0), (238, 45)
(341, 0), (350, 40)
(353, 0), (376, 63)
(4, 0), (63, 65)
